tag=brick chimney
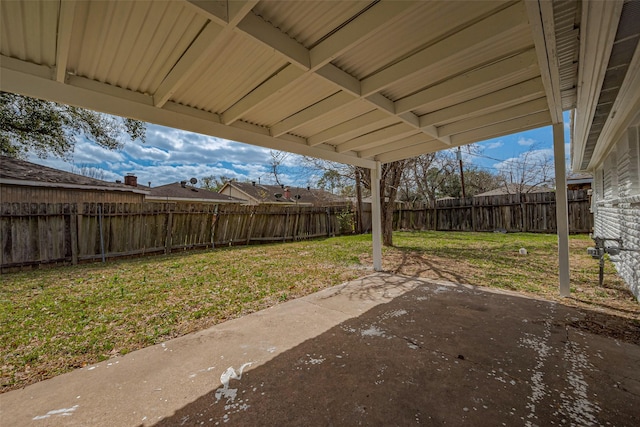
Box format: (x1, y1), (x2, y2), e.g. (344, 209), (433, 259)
(284, 186), (291, 199)
(124, 173), (138, 187)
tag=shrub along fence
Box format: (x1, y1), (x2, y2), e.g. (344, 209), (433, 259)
(0, 202), (354, 270)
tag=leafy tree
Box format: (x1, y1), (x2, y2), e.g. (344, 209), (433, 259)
(201, 175), (234, 192)
(404, 153), (458, 201)
(317, 169), (356, 196)
(462, 167), (502, 196)
(0, 92), (145, 159)
(356, 160), (406, 247)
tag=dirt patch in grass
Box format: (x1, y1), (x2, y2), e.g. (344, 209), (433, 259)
(1, 232), (638, 393)
(378, 232), (639, 321)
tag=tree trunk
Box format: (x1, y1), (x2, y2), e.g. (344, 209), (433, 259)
(380, 161), (405, 247)
(355, 168), (364, 234)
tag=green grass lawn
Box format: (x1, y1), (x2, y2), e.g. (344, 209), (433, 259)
(1, 231), (637, 392)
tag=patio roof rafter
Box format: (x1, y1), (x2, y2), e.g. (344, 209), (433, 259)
(153, 1), (259, 108)
(217, 1), (415, 125)
(54, 0), (76, 83)
(525, 0), (564, 124)
(419, 77), (546, 128)
(359, 1), (529, 97)
(0, 0), (573, 166)
(190, 0), (459, 147)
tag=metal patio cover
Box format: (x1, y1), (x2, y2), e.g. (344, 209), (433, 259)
(0, 0), (576, 168)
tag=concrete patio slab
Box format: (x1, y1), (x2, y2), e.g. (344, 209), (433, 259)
(1, 273), (638, 426)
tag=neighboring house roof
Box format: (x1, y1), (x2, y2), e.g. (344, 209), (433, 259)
(220, 181), (349, 205)
(567, 172), (593, 185)
(474, 184), (553, 197)
(0, 155), (147, 194)
(146, 182), (243, 203)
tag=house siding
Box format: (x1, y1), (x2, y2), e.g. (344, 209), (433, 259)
(592, 125), (640, 300)
(223, 186), (257, 205)
(1, 185), (145, 204)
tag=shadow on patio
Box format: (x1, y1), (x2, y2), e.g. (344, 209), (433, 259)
(154, 275), (639, 426)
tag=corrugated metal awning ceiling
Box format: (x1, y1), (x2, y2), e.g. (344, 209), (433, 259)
(1, 0), (583, 168)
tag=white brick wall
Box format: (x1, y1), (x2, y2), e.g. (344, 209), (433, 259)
(593, 125), (640, 300)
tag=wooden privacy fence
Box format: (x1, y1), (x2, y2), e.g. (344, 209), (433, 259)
(1, 202), (354, 270)
(1, 190), (591, 270)
(390, 190), (592, 233)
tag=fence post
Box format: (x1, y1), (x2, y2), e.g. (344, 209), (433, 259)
(471, 199), (476, 232)
(211, 204), (219, 248)
(293, 207), (300, 241)
(520, 193), (527, 232)
(70, 204), (78, 265)
(283, 208), (289, 242)
(165, 210), (173, 254)
(246, 207), (255, 245)
(326, 207), (331, 236)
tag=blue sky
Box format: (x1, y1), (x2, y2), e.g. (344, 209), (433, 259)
(28, 113), (572, 188)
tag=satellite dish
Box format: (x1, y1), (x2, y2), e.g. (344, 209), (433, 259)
(190, 177), (198, 185)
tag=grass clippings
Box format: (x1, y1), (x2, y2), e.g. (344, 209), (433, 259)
(1, 232), (638, 392)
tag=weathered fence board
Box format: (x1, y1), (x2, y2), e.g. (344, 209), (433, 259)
(388, 190), (592, 233)
(1, 202), (354, 270)
(1, 191), (592, 271)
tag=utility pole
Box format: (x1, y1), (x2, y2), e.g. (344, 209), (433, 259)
(457, 146), (466, 198)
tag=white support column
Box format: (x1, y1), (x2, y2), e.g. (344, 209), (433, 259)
(371, 162), (383, 271)
(553, 123), (571, 296)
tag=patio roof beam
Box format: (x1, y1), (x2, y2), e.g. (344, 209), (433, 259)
(154, 1), (258, 108)
(419, 77), (545, 128)
(449, 110), (551, 146)
(336, 124), (416, 154)
(237, 13), (311, 69)
(437, 97), (549, 137)
(222, 65), (305, 124)
(0, 60), (376, 169)
(365, 93), (451, 145)
(185, 0), (260, 26)
(270, 91), (357, 137)
(360, 1), (528, 97)
(375, 140), (449, 164)
(222, 1), (412, 124)
(358, 134), (435, 159)
(525, 0), (563, 124)
(54, 0), (76, 83)
(307, 110), (396, 146)
(395, 49), (539, 115)
(152, 22), (224, 108)
(309, 1), (415, 68)
(216, 1), (453, 147)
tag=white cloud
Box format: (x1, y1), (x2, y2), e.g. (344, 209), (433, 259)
(22, 126), (319, 188)
(484, 141), (504, 150)
(123, 143), (170, 162)
(73, 140), (125, 163)
(517, 137), (536, 146)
